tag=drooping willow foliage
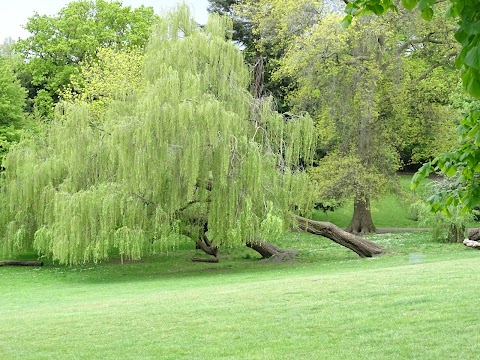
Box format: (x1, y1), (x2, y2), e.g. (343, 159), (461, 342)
(0, 6), (316, 265)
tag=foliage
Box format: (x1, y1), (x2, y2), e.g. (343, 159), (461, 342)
(61, 47), (144, 122)
(14, 0), (158, 119)
(411, 177), (475, 242)
(392, 56), (460, 164)
(346, 0), (480, 214)
(0, 57), (27, 163)
(234, 0), (327, 108)
(0, 6), (316, 265)
(310, 152), (392, 205)
(275, 13), (408, 219)
(208, 0), (255, 53)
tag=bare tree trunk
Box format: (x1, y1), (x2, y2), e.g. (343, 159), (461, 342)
(468, 228), (480, 241)
(294, 215), (383, 257)
(346, 197), (376, 235)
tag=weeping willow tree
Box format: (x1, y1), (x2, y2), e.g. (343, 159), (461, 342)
(0, 6), (382, 265)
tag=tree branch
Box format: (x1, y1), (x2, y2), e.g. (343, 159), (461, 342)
(416, 50), (457, 81)
(396, 33), (450, 55)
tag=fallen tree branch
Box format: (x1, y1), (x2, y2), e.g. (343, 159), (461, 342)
(191, 257), (219, 263)
(0, 260), (44, 267)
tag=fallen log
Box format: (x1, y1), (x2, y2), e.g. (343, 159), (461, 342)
(463, 239), (480, 249)
(0, 260), (44, 267)
(293, 215), (383, 257)
(191, 257), (219, 263)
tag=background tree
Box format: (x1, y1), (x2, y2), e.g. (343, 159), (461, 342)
(346, 0), (480, 215)
(248, 3), (459, 233)
(61, 47), (144, 122)
(14, 0), (158, 119)
(0, 57), (27, 163)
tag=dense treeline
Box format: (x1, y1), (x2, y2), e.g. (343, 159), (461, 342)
(0, 0), (478, 262)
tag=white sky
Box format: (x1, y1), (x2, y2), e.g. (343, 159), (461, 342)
(0, 0), (210, 43)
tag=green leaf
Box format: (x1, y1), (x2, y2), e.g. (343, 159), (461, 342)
(374, 4), (385, 14)
(454, 29), (468, 45)
(420, 8), (433, 21)
(445, 5), (458, 18)
(401, 0), (419, 11)
(464, 46), (480, 69)
(341, 15), (353, 28)
(463, 21), (480, 36)
(466, 77), (480, 99)
(446, 165), (457, 177)
(418, 0), (435, 11)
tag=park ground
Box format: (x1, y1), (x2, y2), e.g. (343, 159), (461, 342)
(1, 174), (479, 359)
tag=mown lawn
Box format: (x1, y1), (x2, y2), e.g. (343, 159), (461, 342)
(1, 231), (479, 359)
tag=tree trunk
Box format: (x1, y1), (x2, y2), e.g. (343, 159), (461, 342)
(246, 239), (298, 262)
(0, 260), (44, 266)
(294, 215), (383, 257)
(346, 197), (376, 235)
(468, 228), (480, 241)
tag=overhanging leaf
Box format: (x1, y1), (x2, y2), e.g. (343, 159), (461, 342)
(464, 46), (480, 69)
(401, 0), (419, 11)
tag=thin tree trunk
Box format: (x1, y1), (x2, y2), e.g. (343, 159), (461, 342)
(294, 215), (383, 257)
(346, 197), (376, 235)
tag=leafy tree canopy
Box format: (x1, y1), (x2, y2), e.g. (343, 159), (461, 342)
(14, 0), (158, 119)
(345, 0), (480, 213)
(0, 57), (27, 162)
(61, 47), (144, 122)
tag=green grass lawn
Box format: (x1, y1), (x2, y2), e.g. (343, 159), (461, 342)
(2, 231), (480, 359)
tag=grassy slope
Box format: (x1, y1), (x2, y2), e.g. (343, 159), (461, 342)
(2, 232), (480, 359)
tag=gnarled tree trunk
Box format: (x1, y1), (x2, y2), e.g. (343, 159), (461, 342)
(346, 197), (376, 235)
(246, 239), (298, 262)
(294, 215), (383, 257)
(192, 215), (383, 262)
